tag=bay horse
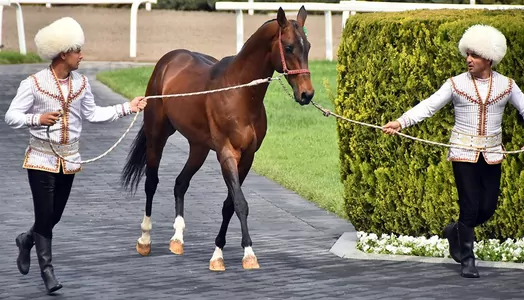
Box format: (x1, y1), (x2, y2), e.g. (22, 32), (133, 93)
(121, 6), (314, 271)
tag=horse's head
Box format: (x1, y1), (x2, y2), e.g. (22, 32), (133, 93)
(271, 6), (315, 106)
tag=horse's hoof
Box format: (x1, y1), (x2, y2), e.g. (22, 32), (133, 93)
(169, 239), (184, 255)
(136, 241), (151, 256)
(209, 258), (226, 272)
(242, 255), (260, 269)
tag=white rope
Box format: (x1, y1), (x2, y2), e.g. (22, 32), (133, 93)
(46, 75), (283, 164)
(46, 69), (517, 164)
(46, 110), (140, 164)
(309, 100), (524, 155)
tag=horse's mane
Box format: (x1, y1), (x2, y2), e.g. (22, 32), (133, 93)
(208, 18), (278, 80)
(262, 18), (276, 26)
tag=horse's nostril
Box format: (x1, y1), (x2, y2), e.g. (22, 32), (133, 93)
(301, 91), (314, 102)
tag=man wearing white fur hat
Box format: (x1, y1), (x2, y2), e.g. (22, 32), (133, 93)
(383, 24), (524, 278)
(5, 17), (147, 294)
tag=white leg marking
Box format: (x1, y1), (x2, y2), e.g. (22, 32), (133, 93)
(243, 246), (255, 259)
(210, 246), (223, 261)
(137, 215), (152, 245)
(171, 216), (185, 243)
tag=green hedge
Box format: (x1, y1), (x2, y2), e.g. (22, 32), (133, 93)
(335, 9), (524, 241)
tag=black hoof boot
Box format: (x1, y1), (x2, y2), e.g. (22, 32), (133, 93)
(34, 233), (63, 294)
(15, 227), (34, 275)
(443, 222), (460, 263)
(458, 222), (480, 278)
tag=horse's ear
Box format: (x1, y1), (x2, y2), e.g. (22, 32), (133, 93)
(277, 7), (287, 28)
(297, 5), (307, 27)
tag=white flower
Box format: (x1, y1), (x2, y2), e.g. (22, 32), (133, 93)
(385, 244), (397, 253)
(399, 246), (412, 254)
(356, 231), (524, 263)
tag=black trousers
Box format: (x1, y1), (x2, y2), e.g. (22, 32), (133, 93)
(27, 167), (75, 239)
(452, 155), (501, 228)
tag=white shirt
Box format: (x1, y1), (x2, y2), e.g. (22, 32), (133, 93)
(5, 67), (133, 174)
(397, 71), (524, 164)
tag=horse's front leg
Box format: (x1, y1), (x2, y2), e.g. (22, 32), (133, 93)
(210, 147), (259, 271)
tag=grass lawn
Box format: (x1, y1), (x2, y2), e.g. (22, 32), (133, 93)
(96, 60), (346, 219)
(0, 51), (43, 64)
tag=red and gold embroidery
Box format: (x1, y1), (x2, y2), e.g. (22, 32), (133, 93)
(69, 75), (87, 101)
(472, 73), (492, 135)
(22, 148), (61, 173)
(50, 67), (72, 144)
(31, 75), (63, 103)
(23, 148), (82, 174)
(450, 77), (480, 104)
(62, 160), (82, 174)
(488, 78), (513, 106)
(32, 67), (87, 144)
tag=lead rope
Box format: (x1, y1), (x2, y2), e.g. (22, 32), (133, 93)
(275, 78), (523, 154)
(47, 72), (521, 164)
(45, 74), (285, 164)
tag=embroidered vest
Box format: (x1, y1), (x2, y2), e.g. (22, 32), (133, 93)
(448, 71), (513, 164)
(23, 68), (87, 174)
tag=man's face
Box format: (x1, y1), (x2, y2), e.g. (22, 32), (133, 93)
(62, 49), (83, 70)
(466, 50), (491, 75)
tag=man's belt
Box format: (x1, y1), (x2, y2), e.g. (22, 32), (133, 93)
(29, 135), (79, 157)
(450, 130), (502, 149)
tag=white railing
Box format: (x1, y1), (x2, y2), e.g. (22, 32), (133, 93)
(0, 0), (157, 57)
(215, 1), (524, 61)
(0, 0), (26, 54)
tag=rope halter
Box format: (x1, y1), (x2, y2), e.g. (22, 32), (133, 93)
(278, 27), (310, 76)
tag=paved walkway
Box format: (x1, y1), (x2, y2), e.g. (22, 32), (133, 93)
(0, 63), (522, 300)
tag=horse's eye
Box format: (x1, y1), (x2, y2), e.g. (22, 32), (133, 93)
(285, 45), (294, 53)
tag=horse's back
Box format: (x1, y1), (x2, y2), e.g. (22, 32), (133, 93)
(144, 49), (227, 146)
(152, 50), (227, 91)
(160, 49), (237, 77)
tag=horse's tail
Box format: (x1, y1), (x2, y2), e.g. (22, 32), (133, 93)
(121, 123), (148, 194)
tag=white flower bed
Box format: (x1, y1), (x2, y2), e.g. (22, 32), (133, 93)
(356, 231), (524, 263)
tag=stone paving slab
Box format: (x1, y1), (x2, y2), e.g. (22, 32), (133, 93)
(0, 62), (523, 299)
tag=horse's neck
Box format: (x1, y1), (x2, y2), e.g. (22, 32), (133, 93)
(227, 23), (277, 83)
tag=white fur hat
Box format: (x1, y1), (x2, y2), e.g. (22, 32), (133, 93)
(34, 17), (85, 60)
(458, 24), (507, 67)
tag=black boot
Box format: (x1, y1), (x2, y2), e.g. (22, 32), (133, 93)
(34, 233), (62, 294)
(15, 226), (34, 275)
(458, 222), (479, 278)
(443, 222), (460, 263)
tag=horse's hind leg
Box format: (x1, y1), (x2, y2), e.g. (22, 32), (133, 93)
(209, 193), (233, 271)
(137, 119), (174, 256)
(210, 149), (258, 271)
(169, 143), (210, 255)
